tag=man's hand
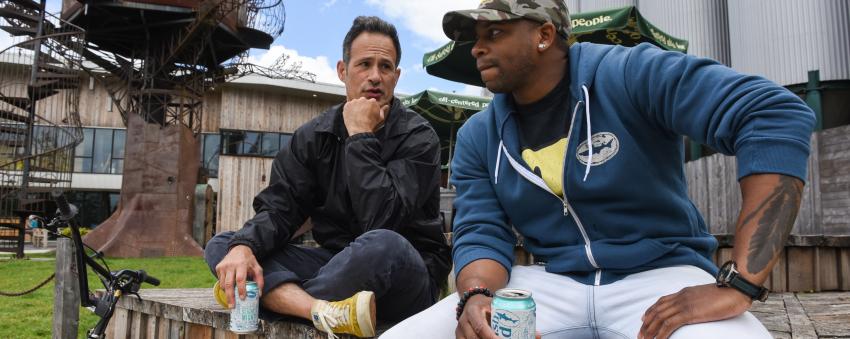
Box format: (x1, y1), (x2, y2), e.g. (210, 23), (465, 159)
(639, 283), (752, 339)
(343, 97), (389, 136)
(456, 294), (498, 339)
(215, 245), (265, 308)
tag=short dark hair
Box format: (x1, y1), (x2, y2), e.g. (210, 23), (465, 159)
(342, 16), (402, 66)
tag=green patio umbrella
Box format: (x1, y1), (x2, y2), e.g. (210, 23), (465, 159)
(401, 90), (491, 184)
(423, 5), (688, 87)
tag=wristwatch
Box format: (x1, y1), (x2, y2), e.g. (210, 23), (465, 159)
(716, 261), (769, 302)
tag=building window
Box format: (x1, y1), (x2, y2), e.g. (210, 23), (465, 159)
(220, 129), (291, 157)
(74, 128), (94, 172)
(69, 190), (120, 228)
(111, 129), (125, 174)
(200, 133), (221, 178)
(74, 128), (126, 174)
(92, 128), (112, 173)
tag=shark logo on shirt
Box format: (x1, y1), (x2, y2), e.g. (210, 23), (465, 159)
(577, 132), (619, 166)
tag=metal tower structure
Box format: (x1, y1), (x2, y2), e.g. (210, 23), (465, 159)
(1, 0), (290, 257)
(0, 0), (84, 258)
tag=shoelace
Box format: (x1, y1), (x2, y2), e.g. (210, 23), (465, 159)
(315, 302), (351, 339)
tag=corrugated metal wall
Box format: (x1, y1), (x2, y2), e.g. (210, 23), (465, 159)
(637, 0), (731, 65)
(568, 0), (635, 13)
(728, 0), (850, 86)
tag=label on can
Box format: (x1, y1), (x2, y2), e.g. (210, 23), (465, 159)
(491, 288), (536, 339)
(229, 281), (259, 333)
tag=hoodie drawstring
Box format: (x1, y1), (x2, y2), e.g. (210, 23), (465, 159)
(495, 140), (503, 184)
(582, 85), (592, 182)
(493, 84), (593, 185)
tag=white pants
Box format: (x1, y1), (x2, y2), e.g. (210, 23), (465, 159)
(381, 265), (770, 339)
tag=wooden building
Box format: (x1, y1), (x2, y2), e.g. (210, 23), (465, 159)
(204, 75), (344, 233)
(3, 61), (346, 234)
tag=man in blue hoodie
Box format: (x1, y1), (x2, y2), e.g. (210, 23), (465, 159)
(381, 1), (815, 339)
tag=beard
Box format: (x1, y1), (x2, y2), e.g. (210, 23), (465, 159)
(480, 50), (536, 94)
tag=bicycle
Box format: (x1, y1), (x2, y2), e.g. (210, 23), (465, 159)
(27, 190), (160, 339)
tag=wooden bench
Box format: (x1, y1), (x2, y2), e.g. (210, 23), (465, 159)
(105, 288), (850, 338)
(106, 289), (390, 339)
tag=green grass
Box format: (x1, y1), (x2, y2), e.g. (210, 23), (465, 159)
(0, 253), (216, 339)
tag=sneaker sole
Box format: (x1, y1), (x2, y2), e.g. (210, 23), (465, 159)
(356, 291), (376, 337)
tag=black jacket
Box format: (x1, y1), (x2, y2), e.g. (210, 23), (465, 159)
(228, 98), (451, 286)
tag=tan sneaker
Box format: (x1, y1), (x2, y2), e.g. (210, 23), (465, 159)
(310, 291), (376, 338)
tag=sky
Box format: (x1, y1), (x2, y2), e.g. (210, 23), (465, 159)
(0, 0), (485, 97)
(254, 0), (484, 96)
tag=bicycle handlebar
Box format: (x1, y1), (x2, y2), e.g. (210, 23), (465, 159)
(51, 189), (77, 220)
(138, 270), (161, 286)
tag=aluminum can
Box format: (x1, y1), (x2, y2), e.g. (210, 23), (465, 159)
(229, 281), (259, 333)
(491, 288), (535, 339)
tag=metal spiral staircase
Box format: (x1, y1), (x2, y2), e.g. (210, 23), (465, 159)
(0, 0), (84, 258)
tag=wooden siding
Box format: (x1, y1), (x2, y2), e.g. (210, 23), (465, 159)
(216, 156), (274, 233)
(218, 86), (338, 133)
(201, 88), (221, 133)
(686, 124), (850, 236)
(76, 74), (126, 128)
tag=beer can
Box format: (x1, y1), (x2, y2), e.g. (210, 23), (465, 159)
(229, 281), (259, 333)
(491, 288), (536, 339)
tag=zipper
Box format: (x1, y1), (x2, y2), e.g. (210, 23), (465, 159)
(498, 99), (601, 274)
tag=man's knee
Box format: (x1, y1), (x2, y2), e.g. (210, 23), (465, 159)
(204, 231), (235, 274)
(357, 229), (413, 255)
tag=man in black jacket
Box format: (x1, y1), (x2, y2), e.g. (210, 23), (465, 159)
(204, 16), (451, 338)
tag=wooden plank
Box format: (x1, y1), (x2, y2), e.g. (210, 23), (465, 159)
(840, 248), (850, 291)
(53, 238), (80, 339)
(770, 249), (788, 293)
(793, 134), (819, 235)
(817, 247), (839, 291)
(717, 247), (734, 267)
(202, 88), (221, 133)
(787, 247), (816, 292)
(725, 156), (741, 234)
(796, 292), (850, 337)
(157, 318), (171, 339)
(818, 124), (850, 146)
(130, 311), (148, 339)
(146, 315), (158, 339)
(170, 320), (186, 339)
(187, 323), (214, 339)
(751, 292), (791, 336)
(218, 86), (339, 133)
(216, 156), (274, 233)
(783, 294), (818, 339)
(685, 152), (710, 227)
(706, 155), (729, 234)
(112, 308), (131, 339)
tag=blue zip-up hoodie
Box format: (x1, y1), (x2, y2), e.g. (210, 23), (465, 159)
(450, 42), (816, 286)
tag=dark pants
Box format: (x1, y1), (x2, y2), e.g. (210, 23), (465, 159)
(204, 229), (439, 323)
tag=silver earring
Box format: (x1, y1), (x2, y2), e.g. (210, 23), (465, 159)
(538, 43), (546, 49)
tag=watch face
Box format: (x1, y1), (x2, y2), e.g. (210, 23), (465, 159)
(717, 261), (735, 284)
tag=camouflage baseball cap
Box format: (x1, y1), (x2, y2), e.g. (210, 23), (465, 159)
(443, 0), (571, 42)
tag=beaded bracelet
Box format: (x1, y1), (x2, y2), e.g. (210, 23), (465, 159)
(455, 286), (493, 320)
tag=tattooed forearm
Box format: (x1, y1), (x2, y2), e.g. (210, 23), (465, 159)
(743, 176), (803, 274)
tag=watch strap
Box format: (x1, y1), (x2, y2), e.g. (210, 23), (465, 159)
(728, 274), (769, 301)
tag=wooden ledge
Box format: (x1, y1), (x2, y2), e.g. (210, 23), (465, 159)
(714, 234), (850, 247)
(110, 288), (385, 338)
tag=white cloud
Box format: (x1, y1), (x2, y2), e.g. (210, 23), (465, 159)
(0, 34), (16, 53)
(461, 84), (486, 97)
(365, 0), (481, 45)
(249, 45), (342, 85)
(322, 0), (339, 10)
